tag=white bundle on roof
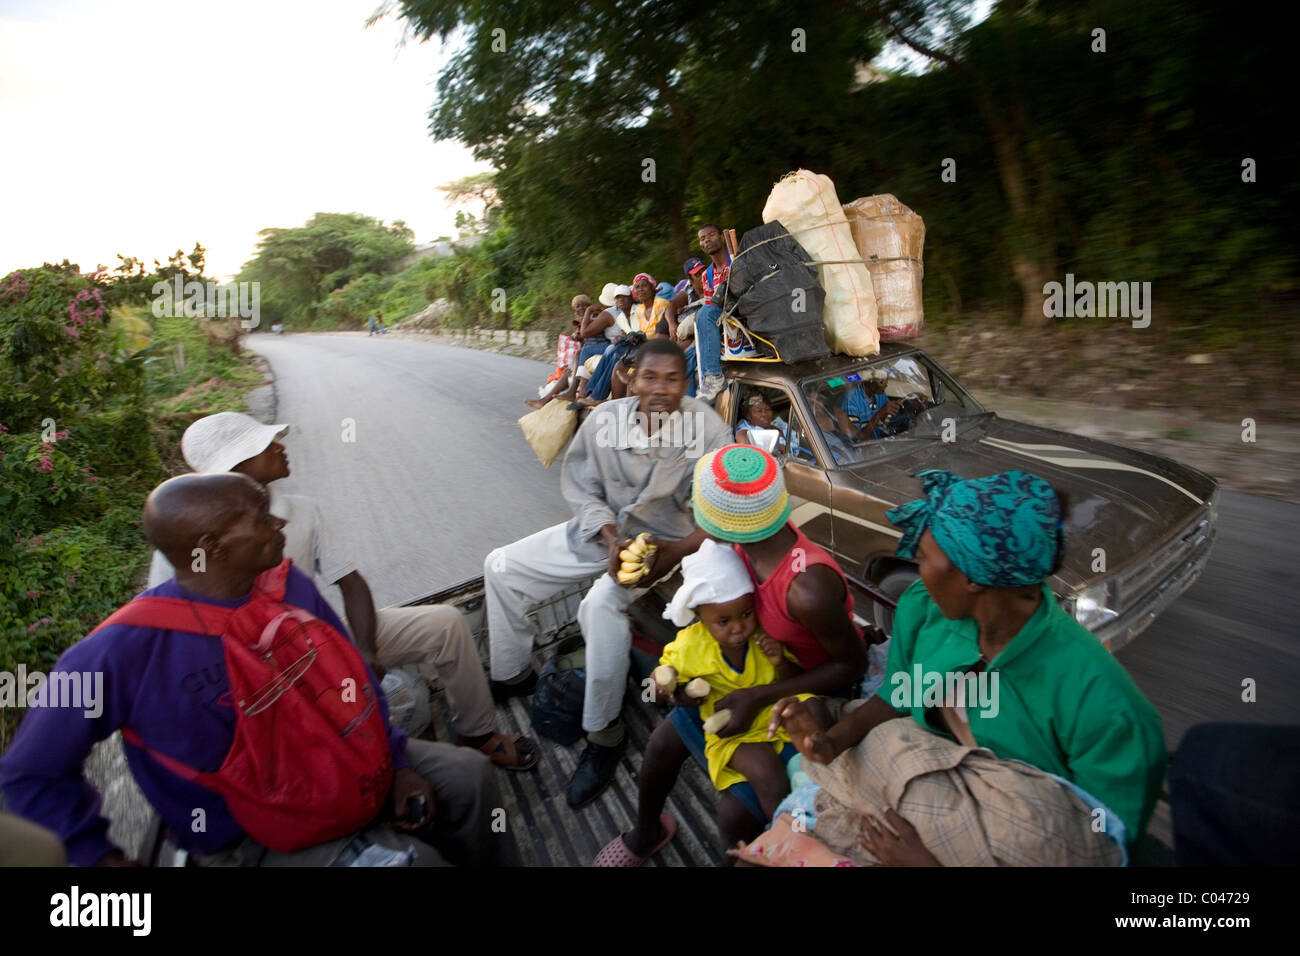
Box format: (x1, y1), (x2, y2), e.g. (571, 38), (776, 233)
(762, 170), (880, 357)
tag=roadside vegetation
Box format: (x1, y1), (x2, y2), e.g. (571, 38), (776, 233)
(241, 0), (1296, 342)
(0, 251), (264, 746)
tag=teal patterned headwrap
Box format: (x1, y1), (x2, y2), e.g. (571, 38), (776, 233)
(886, 469), (1064, 587)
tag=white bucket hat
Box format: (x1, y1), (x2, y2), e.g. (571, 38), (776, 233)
(598, 282), (619, 307)
(181, 411), (289, 473)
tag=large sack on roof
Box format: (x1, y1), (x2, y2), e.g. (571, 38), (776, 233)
(720, 221), (831, 364)
(762, 170), (879, 357)
(843, 194), (925, 341)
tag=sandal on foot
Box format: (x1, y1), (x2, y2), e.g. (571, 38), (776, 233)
(592, 813), (677, 867)
(473, 732), (539, 772)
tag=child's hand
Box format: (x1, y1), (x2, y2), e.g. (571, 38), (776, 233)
(651, 665), (677, 702)
(711, 687), (762, 737)
(756, 634), (785, 667)
(671, 687), (706, 708)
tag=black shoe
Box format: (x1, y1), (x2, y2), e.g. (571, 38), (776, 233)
(490, 670), (538, 705)
(565, 737), (625, 809)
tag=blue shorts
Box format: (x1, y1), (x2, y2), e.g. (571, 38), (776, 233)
(668, 707), (797, 822)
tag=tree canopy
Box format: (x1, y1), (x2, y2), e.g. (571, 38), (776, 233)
(237, 213), (415, 327)
(385, 0), (1294, 328)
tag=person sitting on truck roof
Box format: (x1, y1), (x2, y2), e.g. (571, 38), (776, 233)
(610, 348), (637, 400)
(484, 338), (733, 809)
(577, 328), (647, 404)
(673, 257), (706, 314)
(525, 308), (582, 409)
(673, 259), (705, 397)
(0, 473), (517, 867)
(694, 225), (732, 403)
(630, 273), (676, 339)
(146, 412), (538, 772)
(625, 445), (868, 849)
(769, 469), (1167, 866)
(577, 285), (632, 367)
(594, 540), (807, 866)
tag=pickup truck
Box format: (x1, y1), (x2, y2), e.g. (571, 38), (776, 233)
(713, 343), (1219, 651)
(107, 341), (1205, 867)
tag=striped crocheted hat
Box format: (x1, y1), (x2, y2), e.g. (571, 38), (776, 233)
(693, 444), (791, 543)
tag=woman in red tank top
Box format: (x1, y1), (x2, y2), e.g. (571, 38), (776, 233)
(692, 446), (868, 712)
(606, 445), (869, 856)
(733, 522), (864, 671)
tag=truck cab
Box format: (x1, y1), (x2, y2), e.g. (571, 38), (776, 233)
(715, 344), (1218, 650)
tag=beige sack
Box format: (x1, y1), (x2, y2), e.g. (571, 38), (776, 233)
(518, 398), (578, 469)
(762, 170), (879, 357)
(843, 194), (925, 341)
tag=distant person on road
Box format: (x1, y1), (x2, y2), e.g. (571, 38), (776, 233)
(146, 412), (538, 772)
(0, 472), (517, 866)
(484, 338), (732, 809)
(770, 469), (1166, 866)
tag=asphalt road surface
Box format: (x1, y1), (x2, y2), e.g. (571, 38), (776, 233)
(246, 333), (1300, 751)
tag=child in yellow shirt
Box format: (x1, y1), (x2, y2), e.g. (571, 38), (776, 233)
(657, 616), (804, 791)
(594, 540), (807, 866)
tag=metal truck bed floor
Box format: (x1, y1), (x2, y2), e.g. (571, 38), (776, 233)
(427, 679), (726, 867)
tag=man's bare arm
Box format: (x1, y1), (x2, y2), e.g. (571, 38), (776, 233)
(336, 570), (380, 672)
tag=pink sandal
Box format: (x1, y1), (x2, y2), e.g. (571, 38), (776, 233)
(592, 813), (677, 867)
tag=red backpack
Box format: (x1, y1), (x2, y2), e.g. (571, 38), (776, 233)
(93, 559), (394, 852)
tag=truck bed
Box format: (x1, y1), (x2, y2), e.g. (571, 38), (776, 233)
(410, 573), (1176, 866)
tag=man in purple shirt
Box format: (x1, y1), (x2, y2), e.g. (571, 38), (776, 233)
(0, 473), (517, 866)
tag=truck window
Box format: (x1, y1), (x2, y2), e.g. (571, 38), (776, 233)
(732, 384), (817, 465)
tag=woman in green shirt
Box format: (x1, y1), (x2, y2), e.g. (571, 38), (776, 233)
(769, 469), (1167, 866)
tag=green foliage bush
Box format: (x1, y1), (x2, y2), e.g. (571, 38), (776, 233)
(1, 265), (263, 746)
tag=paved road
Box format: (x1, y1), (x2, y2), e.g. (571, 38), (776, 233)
(246, 333), (1300, 750)
(246, 332), (571, 610)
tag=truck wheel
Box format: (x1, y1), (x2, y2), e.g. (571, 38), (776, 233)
(872, 567), (919, 638)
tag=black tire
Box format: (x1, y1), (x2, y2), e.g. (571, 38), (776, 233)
(871, 567), (919, 638)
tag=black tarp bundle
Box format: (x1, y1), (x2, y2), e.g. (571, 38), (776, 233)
(718, 221), (830, 364)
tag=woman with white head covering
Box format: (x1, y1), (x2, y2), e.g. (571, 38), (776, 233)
(592, 539), (812, 866)
(576, 283), (634, 365)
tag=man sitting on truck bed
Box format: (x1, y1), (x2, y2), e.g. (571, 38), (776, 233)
(484, 338), (732, 808)
(0, 473), (516, 866)
(147, 412), (538, 771)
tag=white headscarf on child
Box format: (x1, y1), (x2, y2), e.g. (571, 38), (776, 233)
(663, 539), (755, 627)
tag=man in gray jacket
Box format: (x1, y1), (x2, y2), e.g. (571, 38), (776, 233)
(485, 338), (732, 807)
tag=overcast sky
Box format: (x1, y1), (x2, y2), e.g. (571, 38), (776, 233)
(0, 0), (486, 279)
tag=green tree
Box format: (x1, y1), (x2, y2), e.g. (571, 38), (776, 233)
(390, 0), (876, 263)
(237, 213), (415, 327)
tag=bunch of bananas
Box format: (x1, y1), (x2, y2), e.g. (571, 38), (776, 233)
(616, 532), (658, 585)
